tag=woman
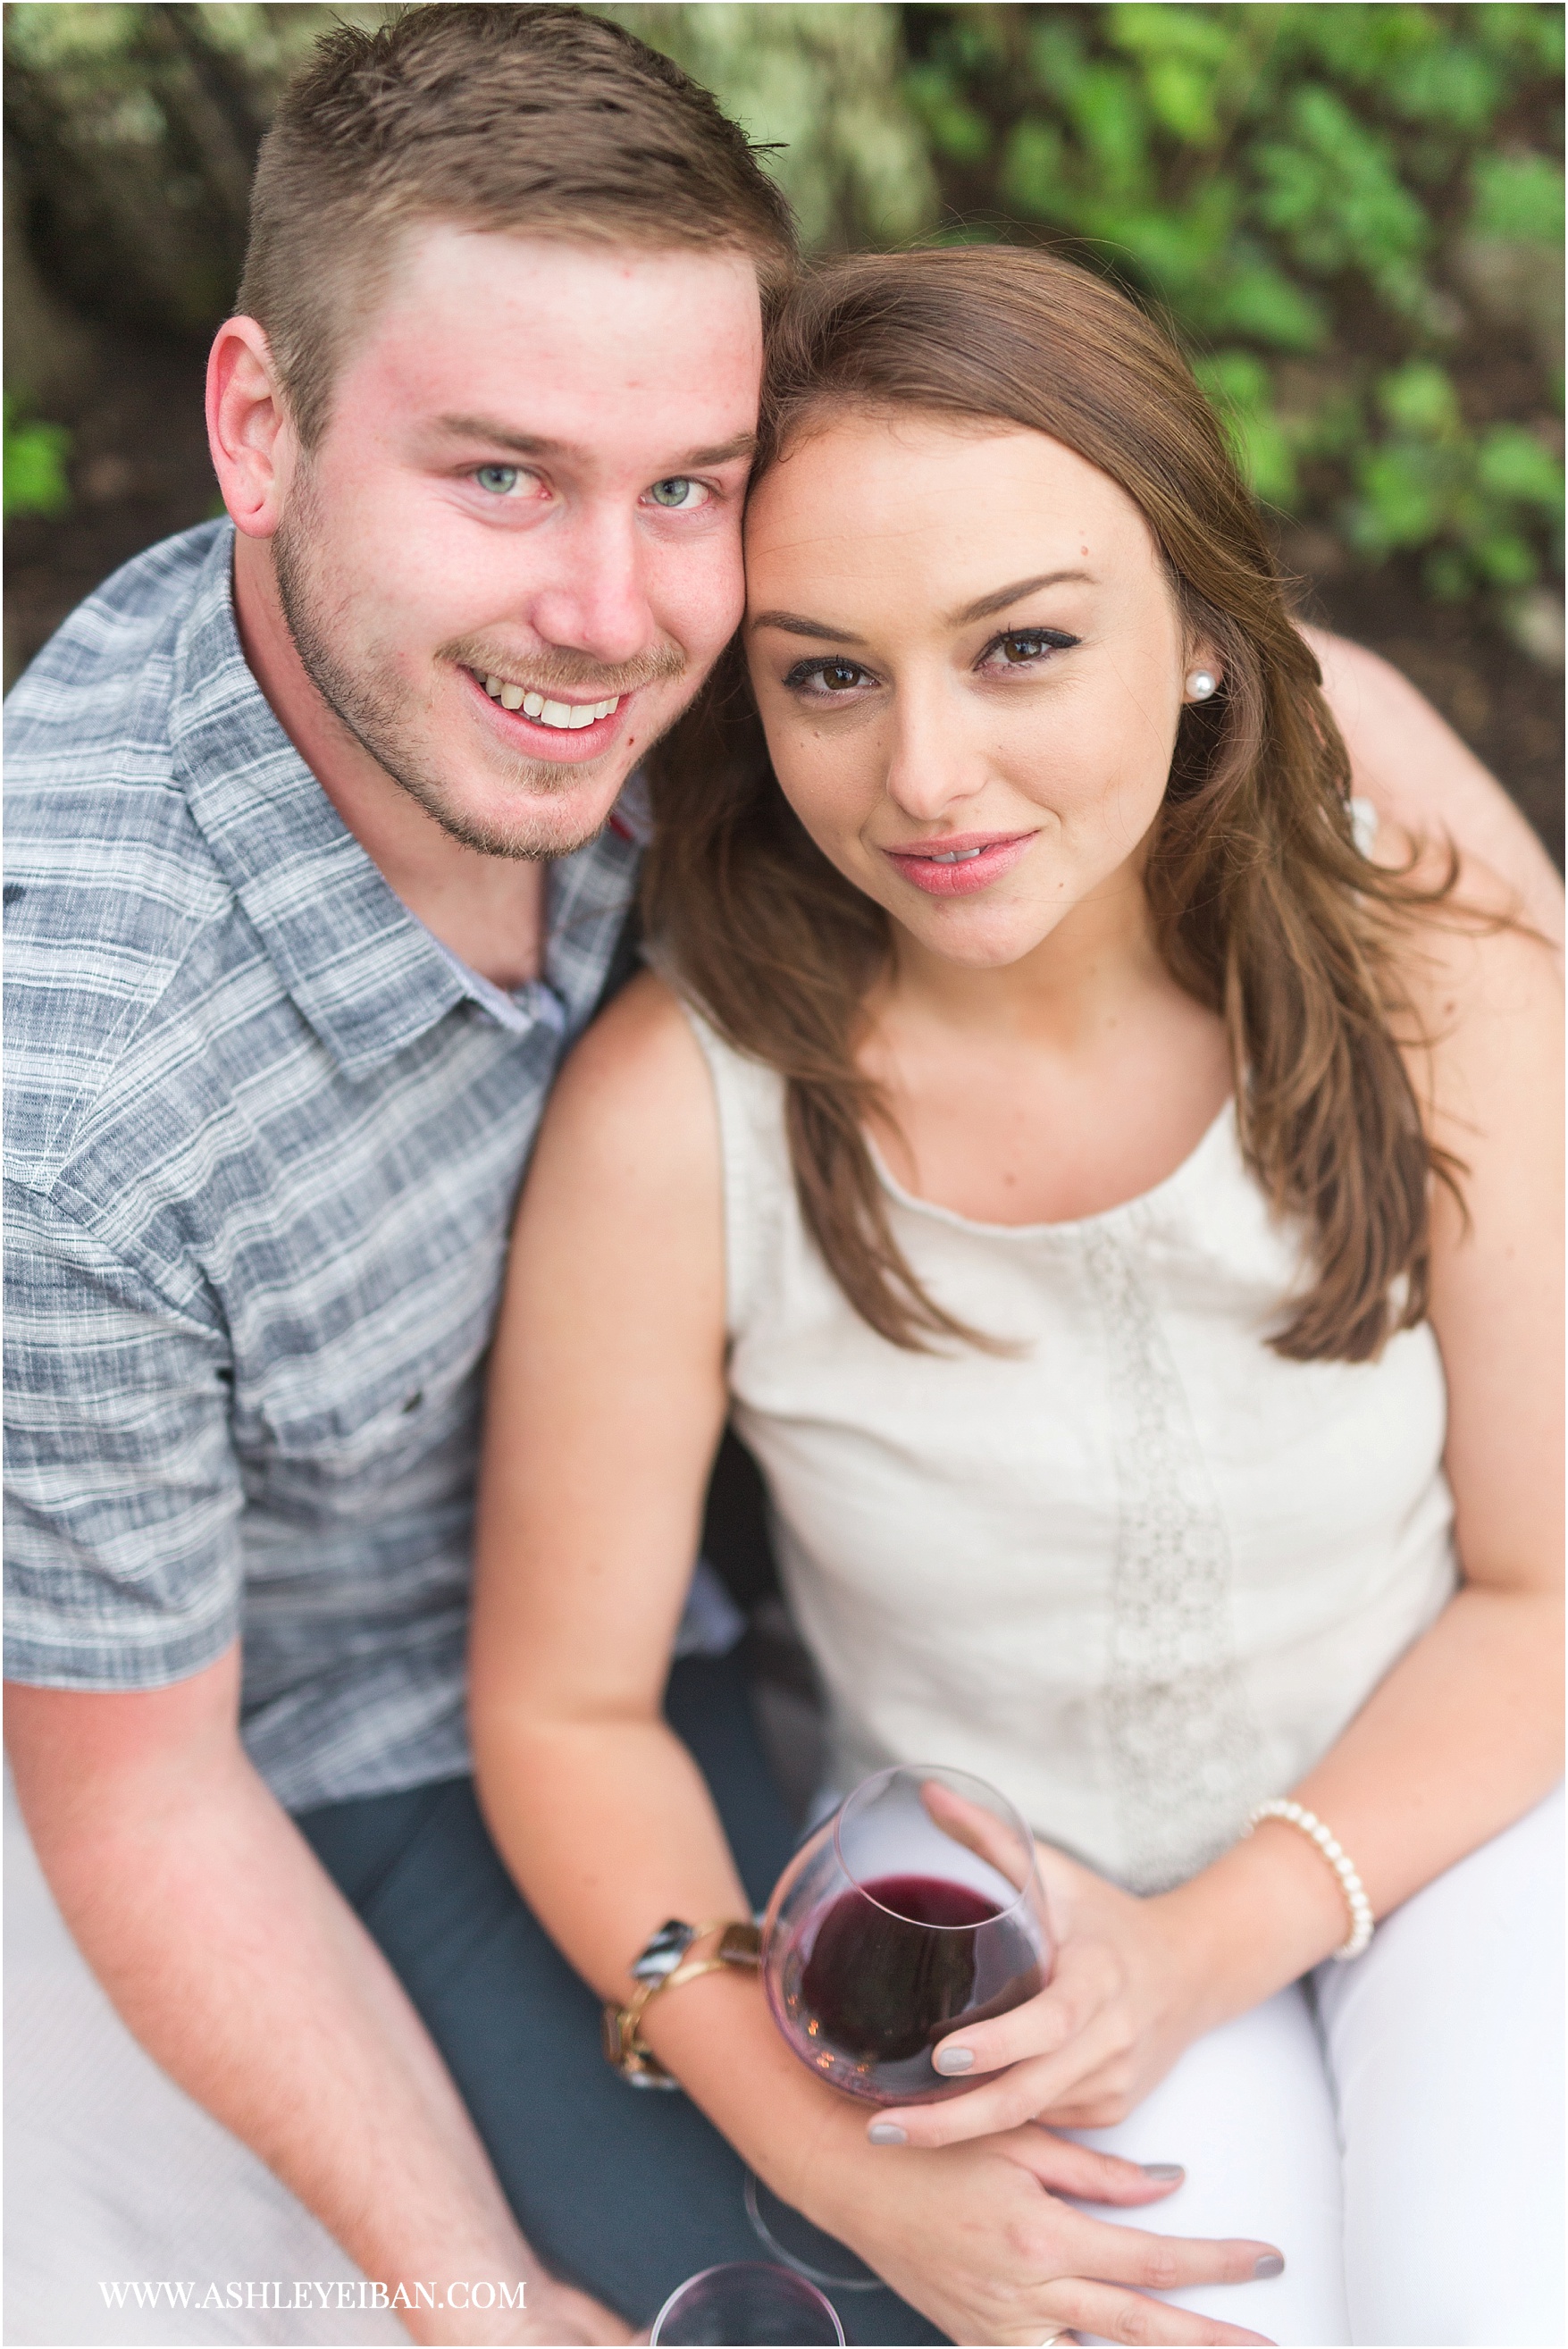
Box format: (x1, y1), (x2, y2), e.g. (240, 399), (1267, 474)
(469, 249), (1563, 2347)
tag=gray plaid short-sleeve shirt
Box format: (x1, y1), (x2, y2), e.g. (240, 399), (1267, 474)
(4, 523), (647, 1809)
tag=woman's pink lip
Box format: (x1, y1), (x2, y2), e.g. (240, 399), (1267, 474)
(881, 830), (1032, 857)
(462, 666), (630, 761)
(880, 832), (1037, 897)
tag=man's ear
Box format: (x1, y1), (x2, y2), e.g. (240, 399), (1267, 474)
(206, 317), (296, 540)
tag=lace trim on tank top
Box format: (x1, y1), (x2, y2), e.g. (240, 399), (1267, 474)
(1083, 1227), (1262, 1891)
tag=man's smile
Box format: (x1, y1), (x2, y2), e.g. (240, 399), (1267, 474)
(471, 667), (624, 730)
(460, 664), (633, 759)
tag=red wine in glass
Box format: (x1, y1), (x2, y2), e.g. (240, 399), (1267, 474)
(761, 1765), (1052, 2107)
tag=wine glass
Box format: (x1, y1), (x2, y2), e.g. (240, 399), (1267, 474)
(648, 2261), (845, 2345)
(760, 1762), (1052, 2106)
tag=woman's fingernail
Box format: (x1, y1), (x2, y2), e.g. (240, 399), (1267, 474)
(1140, 2162), (1184, 2183)
(934, 2045), (975, 2074)
(1254, 2253), (1285, 2279)
(867, 2122), (907, 2145)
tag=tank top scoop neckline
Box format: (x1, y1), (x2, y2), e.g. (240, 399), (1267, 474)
(864, 1095), (1237, 1243)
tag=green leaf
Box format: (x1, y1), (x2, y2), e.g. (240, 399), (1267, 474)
(1105, 4), (1236, 68)
(1475, 424), (1564, 512)
(1470, 152), (1565, 247)
(1472, 4), (1565, 77)
(1027, 19), (1088, 104)
(1253, 85), (1430, 298)
(1094, 197), (1231, 298)
(1287, 4), (1438, 87)
(1069, 64), (1152, 195)
(1386, 45), (1503, 134)
(1471, 530), (1539, 588)
(1144, 58), (1222, 148)
(4, 401), (72, 521)
(1376, 362), (1462, 440)
(1000, 118), (1066, 220)
(1351, 443), (1445, 550)
(1207, 262), (1327, 352)
(1194, 351), (1298, 507)
(905, 63), (993, 167)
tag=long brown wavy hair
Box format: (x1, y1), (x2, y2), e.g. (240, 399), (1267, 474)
(646, 246), (1456, 1364)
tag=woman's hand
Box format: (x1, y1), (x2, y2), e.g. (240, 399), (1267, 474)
(878, 1843), (1220, 2146)
(817, 2121), (1281, 2346)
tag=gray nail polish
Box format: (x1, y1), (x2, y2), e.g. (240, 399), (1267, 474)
(1140, 2162), (1184, 2183)
(1254, 2253), (1285, 2279)
(867, 2122), (907, 2145)
(934, 2045), (976, 2074)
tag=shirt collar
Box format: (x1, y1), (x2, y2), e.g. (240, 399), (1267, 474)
(167, 524), (637, 1078)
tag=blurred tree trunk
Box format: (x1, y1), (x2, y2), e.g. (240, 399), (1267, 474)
(3, 3), (383, 365)
(606, 4), (936, 248)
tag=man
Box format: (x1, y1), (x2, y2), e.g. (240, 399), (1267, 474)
(5, 9), (1560, 2346)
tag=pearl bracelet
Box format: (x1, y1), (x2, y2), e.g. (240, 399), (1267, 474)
(1246, 1799), (1374, 1960)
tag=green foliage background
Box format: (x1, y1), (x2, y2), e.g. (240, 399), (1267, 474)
(4, 0), (1563, 638)
(904, 4), (1563, 625)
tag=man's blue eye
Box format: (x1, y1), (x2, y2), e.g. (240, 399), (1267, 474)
(475, 466), (520, 495)
(649, 477), (700, 508)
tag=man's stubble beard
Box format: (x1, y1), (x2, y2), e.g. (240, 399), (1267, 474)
(272, 475), (684, 861)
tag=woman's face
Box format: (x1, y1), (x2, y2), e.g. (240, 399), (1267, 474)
(743, 412), (1216, 970)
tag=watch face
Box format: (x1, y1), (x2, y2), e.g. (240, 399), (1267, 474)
(631, 1918), (699, 1984)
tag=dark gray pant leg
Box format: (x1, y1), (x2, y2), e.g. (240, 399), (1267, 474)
(297, 1654), (944, 2344)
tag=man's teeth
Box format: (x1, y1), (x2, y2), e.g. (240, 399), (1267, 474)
(928, 847), (985, 864)
(480, 674), (620, 729)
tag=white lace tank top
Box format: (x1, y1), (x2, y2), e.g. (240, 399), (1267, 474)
(683, 1004), (1457, 1892)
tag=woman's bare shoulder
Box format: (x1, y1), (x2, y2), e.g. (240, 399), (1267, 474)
(529, 968), (718, 1201)
(551, 967), (707, 1103)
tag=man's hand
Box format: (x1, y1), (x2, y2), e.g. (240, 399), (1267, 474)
(1307, 625), (1564, 952)
(5, 1650), (628, 2349)
(517, 2284), (631, 2345)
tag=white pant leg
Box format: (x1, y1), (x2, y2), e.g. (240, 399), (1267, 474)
(1062, 1986), (1350, 2347)
(1313, 1784), (1565, 2349)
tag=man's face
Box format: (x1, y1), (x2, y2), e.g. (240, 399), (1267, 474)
(269, 228), (762, 859)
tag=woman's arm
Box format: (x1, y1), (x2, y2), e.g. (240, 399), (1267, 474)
(469, 973), (1281, 2348)
(886, 899), (1564, 2147)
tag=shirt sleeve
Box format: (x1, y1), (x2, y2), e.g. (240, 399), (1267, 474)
(4, 1178), (244, 1688)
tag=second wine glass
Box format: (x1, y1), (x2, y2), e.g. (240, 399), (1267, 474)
(760, 1762), (1052, 2106)
(648, 2261), (844, 2345)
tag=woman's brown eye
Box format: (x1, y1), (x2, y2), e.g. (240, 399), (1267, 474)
(822, 662), (861, 691)
(1002, 636), (1042, 663)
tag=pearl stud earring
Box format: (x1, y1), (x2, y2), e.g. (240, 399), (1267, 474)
(1186, 669), (1218, 701)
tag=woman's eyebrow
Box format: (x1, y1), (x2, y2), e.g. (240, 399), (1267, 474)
(749, 610), (868, 643)
(950, 569), (1093, 625)
(750, 569), (1094, 643)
